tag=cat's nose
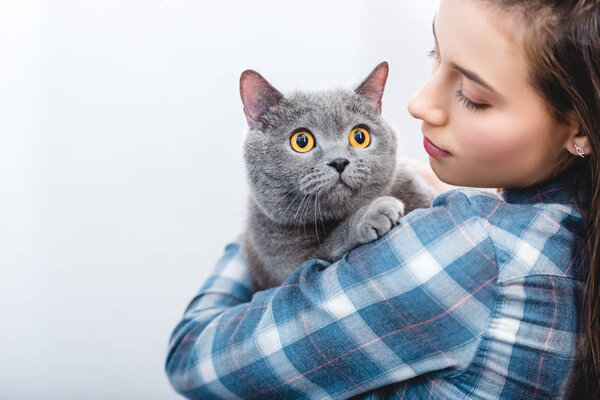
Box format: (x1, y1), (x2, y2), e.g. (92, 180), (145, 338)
(327, 158), (350, 173)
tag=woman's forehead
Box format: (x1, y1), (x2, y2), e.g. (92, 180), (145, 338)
(436, 0), (531, 98)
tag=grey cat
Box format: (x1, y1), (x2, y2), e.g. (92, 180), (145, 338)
(239, 62), (435, 290)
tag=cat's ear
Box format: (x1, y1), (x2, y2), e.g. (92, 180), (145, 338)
(240, 70), (284, 128)
(355, 61), (389, 114)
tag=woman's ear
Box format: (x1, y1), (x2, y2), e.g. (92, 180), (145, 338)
(563, 113), (590, 157)
(567, 134), (591, 157)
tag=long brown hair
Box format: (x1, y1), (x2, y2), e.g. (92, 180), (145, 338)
(484, 0), (600, 397)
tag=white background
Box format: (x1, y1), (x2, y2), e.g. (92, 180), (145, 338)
(0, 1), (439, 399)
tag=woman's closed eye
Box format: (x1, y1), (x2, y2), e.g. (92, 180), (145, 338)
(455, 89), (489, 112)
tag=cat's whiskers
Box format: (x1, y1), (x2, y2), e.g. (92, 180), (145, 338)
(317, 192), (326, 233)
(272, 204), (292, 237)
(300, 172), (327, 195)
(293, 194), (310, 223)
(300, 194), (315, 236)
(272, 182), (303, 216)
(273, 182), (302, 202)
(315, 192), (328, 242)
(313, 195), (320, 243)
(281, 183), (303, 198)
(272, 184), (304, 236)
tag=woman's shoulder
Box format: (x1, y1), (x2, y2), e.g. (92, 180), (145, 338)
(430, 186), (582, 227)
(431, 187), (503, 217)
(421, 186), (585, 282)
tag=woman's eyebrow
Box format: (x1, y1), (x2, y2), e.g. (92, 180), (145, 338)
(450, 63), (496, 93)
(432, 16), (498, 95)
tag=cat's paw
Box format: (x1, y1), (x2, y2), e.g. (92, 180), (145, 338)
(355, 196), (405, 244)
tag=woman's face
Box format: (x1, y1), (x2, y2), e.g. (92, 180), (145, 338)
(407, 0), (577, 188)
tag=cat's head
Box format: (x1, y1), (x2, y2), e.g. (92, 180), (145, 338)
(240, 62), (397, 225)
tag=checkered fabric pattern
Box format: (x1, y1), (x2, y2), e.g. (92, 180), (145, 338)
(166, 173), (585, 399)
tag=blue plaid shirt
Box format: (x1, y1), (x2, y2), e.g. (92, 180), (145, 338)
(166, 173), (585, 399)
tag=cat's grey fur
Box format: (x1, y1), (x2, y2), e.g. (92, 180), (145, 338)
(240, 62), (435, 290)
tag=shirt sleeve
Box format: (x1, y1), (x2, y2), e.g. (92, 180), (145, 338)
(165, 191), (499, 400)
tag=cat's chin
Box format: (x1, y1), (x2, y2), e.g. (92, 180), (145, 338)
(323, 181), (354, 199)
(321, 181), (355, 206)
(331, 180), (352, 191)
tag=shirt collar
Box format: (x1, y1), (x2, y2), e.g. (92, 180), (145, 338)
(500, 168), (584, 207)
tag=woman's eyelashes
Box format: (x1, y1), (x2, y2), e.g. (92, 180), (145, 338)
(455, 89), (489, 112)
(427, 48), (489, 112)
(427, 49), (441, 63)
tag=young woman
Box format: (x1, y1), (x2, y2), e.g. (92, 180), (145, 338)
(166, 0), (599, 398)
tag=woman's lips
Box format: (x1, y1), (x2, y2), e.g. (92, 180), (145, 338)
(423, 137), (452, 158)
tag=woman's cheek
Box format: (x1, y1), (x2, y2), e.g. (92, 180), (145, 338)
(459, 125), (514, 163)
(463, 112), (538, 163)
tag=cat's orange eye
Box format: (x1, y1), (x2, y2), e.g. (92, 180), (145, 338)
(349, 127), (370, 148)
(290, 131), (315, 153)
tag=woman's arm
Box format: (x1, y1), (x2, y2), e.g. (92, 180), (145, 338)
(166, 191), (498, 399)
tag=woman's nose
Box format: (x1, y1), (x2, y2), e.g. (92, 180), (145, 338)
(407, 80), (448, 126)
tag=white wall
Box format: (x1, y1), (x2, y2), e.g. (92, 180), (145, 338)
(0, 1), (439, 399)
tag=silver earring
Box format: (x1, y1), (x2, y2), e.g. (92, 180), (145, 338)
(574, 144), (585, 158)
